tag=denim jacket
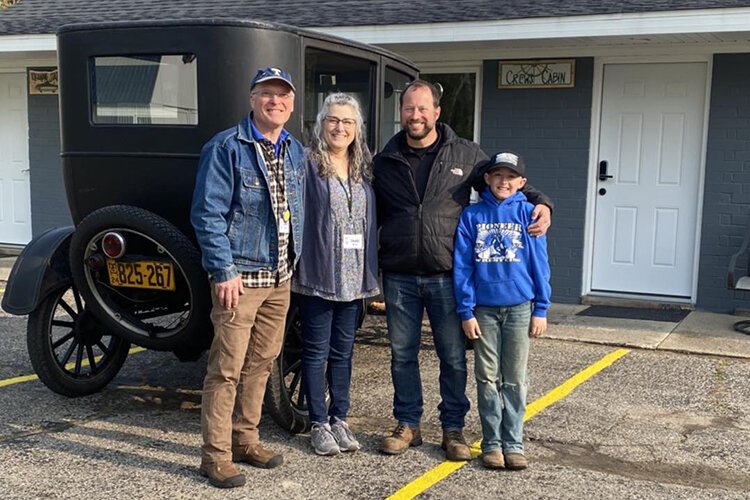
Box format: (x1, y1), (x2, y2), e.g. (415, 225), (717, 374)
(190, 114), (305, 283)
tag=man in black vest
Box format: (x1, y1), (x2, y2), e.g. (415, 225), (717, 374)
(374, 80), (552, 460)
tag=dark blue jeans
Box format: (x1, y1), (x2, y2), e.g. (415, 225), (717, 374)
(383, 273), (470, 430)
(297, 294), (363, 425)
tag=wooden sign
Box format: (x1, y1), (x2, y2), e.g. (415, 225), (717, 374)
(498, 59), (575, 89)
(28, 68), (59, 95)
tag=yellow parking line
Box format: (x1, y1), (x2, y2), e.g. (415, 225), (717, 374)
(0, 347), (146, 389)
(387, 348), (631, 500)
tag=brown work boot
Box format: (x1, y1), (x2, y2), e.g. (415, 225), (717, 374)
(481, 451), (505, 469)
(380, 424), (422, 455)
(199, 460), (246, 488)
(441, 429), (471, 461)
(232, 442), (284, 469)
(504, 452), (528, 470)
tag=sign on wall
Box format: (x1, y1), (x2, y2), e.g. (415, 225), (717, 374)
(28, 68), (59, 95)
(498, 59), (575, 89)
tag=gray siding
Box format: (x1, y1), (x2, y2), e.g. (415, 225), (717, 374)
(697, 53), (750, 312)
(28, 93), (72, 236)
(480, 58), (594, 303)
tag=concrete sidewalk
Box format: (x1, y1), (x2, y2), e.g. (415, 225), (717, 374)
(1, 253), (749, 359)
(548, 303), (750, 359)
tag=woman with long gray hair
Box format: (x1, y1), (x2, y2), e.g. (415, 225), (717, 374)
(292, 92), (380, 455)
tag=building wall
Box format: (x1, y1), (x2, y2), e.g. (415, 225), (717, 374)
(698, 53), (750, 313)
(28, 93), (72, 236)
(480, 57), (594, 303)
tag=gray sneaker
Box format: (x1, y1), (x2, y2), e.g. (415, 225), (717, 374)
(311, 423), (340, 456)
(330, 418), (360, 452)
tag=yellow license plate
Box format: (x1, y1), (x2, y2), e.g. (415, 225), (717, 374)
(106, 259), (176, 291)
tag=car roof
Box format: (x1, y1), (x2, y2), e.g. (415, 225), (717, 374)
(57, 17), (417, 71)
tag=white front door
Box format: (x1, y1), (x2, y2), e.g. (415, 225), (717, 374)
(591, 63), (707, 298)
(0, 73), (32, 245)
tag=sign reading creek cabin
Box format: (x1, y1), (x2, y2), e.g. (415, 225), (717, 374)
(498, 59), (575, 89)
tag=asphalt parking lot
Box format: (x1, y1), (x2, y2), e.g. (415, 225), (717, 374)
(1, 308), (749, 499)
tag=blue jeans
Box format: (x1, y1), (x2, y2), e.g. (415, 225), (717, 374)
(297, 294), (363, 424)
(473, 302), (531, 454)
(383, 273), (470, 430)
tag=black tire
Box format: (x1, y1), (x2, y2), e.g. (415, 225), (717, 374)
(69, 205), (211, 351)
(264, 304), (311, 433)
(734, 319), (750, 335)
(27, 282), (131, 397)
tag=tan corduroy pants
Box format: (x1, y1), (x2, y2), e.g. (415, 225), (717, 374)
(200, 280), (290, 463)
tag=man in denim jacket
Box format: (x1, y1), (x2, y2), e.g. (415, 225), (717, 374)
(190, 67), (305, 489)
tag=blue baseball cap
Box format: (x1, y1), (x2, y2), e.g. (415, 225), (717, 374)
(250, 67), (296, 92)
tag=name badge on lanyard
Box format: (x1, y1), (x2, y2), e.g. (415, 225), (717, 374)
(343, 234), (364, 250)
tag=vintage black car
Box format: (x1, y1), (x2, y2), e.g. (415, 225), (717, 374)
(1, 18), (418, 432)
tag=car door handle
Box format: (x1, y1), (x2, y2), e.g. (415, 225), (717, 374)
(598, 160), (613, 181)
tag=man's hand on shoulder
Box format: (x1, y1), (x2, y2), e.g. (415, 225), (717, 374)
(528, 204), (551, 237)
(214, 275), (244, 310)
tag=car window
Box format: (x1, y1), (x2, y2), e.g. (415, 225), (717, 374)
(91, 54), (198, 125)
(381, 67), (412, 150)
(303, 48), (375, 148)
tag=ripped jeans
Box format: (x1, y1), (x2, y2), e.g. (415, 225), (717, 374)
(472, 302), (531, 454)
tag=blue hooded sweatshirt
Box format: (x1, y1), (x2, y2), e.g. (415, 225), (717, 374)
(453, 188), (551, 320)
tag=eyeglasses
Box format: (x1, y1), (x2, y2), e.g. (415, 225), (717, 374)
(325, 116), (357, 128)
(252, 90), (294, 101)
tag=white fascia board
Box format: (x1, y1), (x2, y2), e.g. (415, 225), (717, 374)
(312, 8), (750, 45)
(0, 34), (56, 52)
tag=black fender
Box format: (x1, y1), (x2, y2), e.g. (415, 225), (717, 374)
(1, 226), (75, 315)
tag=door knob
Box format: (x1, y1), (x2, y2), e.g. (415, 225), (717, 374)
(598, 160), (613, 181)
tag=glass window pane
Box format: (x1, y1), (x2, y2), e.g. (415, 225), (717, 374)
(92, 54), (198, 125)
(304, 48), (375, 148)
(381, 67), (412, 150)
(421, 73), (476, 141)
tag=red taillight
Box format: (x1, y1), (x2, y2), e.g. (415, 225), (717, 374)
(102, 232), (126, 259)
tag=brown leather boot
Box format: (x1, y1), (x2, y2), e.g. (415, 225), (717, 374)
(441, 429), (471, 461)
(503, 452), (528, 470)
(380, 424), (422, 455)
(232, 442), (284, 469)
(199, 460), (246, 488)
(481, 451), (505, 469)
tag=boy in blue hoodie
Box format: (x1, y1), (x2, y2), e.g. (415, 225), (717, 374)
(453, 151), (551, 471)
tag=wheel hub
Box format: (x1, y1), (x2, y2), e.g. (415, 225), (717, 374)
(74, 309), (105, 346)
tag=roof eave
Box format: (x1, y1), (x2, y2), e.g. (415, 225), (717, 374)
(311, 7), (750, 45)
(0, 34), (56, 52)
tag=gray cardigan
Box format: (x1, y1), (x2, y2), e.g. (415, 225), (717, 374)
(293, 157), (379, 296)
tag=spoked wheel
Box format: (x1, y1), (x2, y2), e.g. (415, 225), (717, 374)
(265, 304), (315, 433)
(27, 283), (131, 397)
(69, 205), (211, 351)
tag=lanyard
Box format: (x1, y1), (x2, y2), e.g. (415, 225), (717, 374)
(336, 175), (353, 218)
